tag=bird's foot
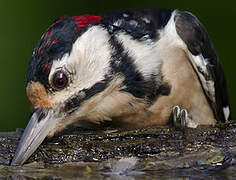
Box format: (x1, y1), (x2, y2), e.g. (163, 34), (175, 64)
(172, 106), (187, 128)
(172, 105), (198, 128)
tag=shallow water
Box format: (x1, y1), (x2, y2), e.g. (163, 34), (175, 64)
(1, 163), (236, 180)
(1, 155), (236, 180)
(1, 124), (236, 179)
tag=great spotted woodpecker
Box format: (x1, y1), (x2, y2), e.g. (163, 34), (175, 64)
(11, 8), (230, 166)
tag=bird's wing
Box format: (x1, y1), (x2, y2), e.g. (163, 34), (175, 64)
(173, 10), (230, 122)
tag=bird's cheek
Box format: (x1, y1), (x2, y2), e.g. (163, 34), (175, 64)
(26, 82), (52, 108)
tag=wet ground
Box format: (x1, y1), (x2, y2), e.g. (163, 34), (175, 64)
(0, 122), (236, 179)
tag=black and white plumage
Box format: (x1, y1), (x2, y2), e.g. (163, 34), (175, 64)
(11, 8), (230, 166)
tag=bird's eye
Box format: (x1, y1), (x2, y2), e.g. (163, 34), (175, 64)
(52, 71), (69, 90)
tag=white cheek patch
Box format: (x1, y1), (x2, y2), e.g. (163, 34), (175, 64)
(223, 106), (230, 120)
(71, 26), (111, 89)
(48, 26), (112, 104)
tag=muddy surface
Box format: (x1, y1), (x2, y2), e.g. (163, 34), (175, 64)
(0, 122), (236, 179)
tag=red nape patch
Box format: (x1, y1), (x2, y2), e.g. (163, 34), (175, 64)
(72, 15), (101, 28)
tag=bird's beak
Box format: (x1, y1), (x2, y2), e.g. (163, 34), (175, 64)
(11, 108), (60, 166)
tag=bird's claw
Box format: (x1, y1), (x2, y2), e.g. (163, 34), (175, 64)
(172, 106), (188, 128)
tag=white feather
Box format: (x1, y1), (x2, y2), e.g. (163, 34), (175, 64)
(141, 17), (151, 24)
(223, 106), (230, 120)
(49, 26), (111, 104)
(123, 13), (129, 17)
(116, 32), (162, 81)
(158, 10), (186, 49)
(113, 19), (124, 27)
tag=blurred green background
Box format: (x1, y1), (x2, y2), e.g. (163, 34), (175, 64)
(0, 1), (235, 131)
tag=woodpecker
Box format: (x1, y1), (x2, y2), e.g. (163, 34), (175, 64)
(11, 8), (230, 166)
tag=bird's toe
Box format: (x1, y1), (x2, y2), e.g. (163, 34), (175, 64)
(172, 105), (180, 126)
(172, 106), (191, 129)
(180, 109), (188, 128)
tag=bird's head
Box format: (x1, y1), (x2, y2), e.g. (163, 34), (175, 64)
(11, 15), (121, 166)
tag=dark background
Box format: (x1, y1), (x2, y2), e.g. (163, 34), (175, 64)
(0, 1), (235, 131)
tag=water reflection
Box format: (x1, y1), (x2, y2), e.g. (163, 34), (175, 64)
(3, 164), (236, 180)
(5, 173), (234, 180)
